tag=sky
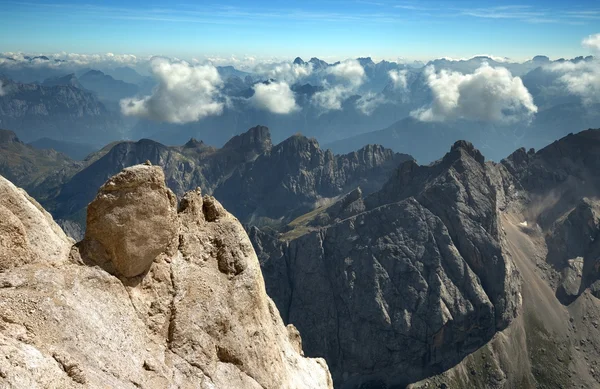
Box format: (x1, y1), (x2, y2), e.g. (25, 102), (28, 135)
(0, 0), (599, 63)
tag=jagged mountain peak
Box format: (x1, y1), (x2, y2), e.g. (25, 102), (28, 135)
(357, 56), (375, 66)
(183, 137), (206, 148)
(274, 132), (320, 153)
(222, 124), (272, 154)
(447, 139), (486, 164)
(293, 56), (305, 65)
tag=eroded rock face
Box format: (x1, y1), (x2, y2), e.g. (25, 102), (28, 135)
(253, 141), (523, 387)
(0, 166), (333, 389)
(82, 164), (178, 277)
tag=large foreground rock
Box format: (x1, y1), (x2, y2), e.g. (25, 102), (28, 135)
(0, 165), (333, 389)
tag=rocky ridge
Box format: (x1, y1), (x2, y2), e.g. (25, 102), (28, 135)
(252, 129), (600, 388)
(0, 164), (333, 388)
(252, 139), (523, 387)
(42, 125), (410, 233)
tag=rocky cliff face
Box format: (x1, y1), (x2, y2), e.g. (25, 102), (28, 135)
(214, 134), (410, 223)
(0, 164), (333, 389)
(501, 130), (600, 301)
(252, 140), (523, 387)
(253, 129), (600, 389)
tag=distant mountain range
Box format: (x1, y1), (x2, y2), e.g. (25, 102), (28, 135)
(326, 102), (600, 163)
(0, 77), (125, 145)
(1, 54), (598, 165)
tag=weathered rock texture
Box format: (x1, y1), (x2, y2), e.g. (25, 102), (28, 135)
(502, 130), (600, 300)
(252, 140), (523, 387)
(82, 165), (178, 277)
(253, 129), (600, 389)
(0, 165), (333, 389)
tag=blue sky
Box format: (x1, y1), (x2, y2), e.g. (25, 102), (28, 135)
(0, 0), (598, 62)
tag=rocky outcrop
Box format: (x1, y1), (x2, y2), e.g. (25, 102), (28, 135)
(0, 165), (333, 389)
(0, 174), (72, 270)
(253, 140), (523, 387)
(82, 165), (179, 277)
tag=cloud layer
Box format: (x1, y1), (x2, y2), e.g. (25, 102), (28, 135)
(250, 81), (299, 114)
(547, 33), (600, 105)
(389, 69), (408, 89)
(549, 60), (600, 105)
(356, 92), (387, 115)
(411, 63), (537, 123)
(0, 52), (143, 69)
(254, 62), (313, 84)
(312, 59), (365, 111)
(120, 58), (224, 123)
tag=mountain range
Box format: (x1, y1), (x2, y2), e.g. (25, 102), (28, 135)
(0, 76), (125, 145)
(2, 54), (597, 164)
(2, 122), (600, 388)
(253, 128), (600, 388)
(0, 126), (411, 240)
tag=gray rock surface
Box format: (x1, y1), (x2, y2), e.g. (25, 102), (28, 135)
(253, 140), (523, 387)
(0, 165), (333, 389)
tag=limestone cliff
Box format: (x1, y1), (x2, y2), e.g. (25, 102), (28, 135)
(0, 164), (333, 389)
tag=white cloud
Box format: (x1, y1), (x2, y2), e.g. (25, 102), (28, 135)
(549, 60), (600, 105)
(411, 63), (537, 123)
(439, 55), (512, 63)
(205, 55), (263, 71)
(545, 34), (600, 105)
(254, 62), (313, 84)
(311, 86), (348, 111)
(389, 69), (408, 89)
(356, 92), (387, 115)
(312, 59), (365, 111)
(582, 33), (600, 52)
(250, 81), (299, 114)
(0, 52), (144, 69)
(120, 57), (224, 123)
(328, 59), (365, 85)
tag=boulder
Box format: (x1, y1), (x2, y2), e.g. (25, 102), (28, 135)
(82, 165), (178, 277)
